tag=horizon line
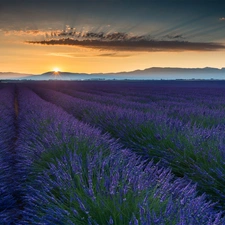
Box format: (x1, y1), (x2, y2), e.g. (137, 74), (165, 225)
(1, 66), (225, 75)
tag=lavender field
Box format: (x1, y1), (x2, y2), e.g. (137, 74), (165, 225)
(1, 80), (225, 224)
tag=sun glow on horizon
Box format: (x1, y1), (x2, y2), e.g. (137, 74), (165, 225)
(53, 67), (60, 73)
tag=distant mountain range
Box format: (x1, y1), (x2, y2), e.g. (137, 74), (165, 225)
(1, 67), (225, 80)
(0, 72), (33, 79)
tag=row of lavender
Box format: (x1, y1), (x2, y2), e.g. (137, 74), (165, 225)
(31, 85), (225, 210)
(0, 86), (19, 224)
(13, 86), (225, 224)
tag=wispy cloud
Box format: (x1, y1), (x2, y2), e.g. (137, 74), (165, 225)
(97, 53), (131, 57)
(47, 29), (146, 42)
(26, 31), (225, 52)
(219, 17), (225, 21)
(47, 52), (131, 58)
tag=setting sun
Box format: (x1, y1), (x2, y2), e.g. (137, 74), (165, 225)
(53, 67), (60, 73)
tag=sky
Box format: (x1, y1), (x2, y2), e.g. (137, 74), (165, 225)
(1, 0), (225, 74)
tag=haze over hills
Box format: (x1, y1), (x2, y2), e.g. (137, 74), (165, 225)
(1, 67), (225, 80)
(0, 72), (34, 79)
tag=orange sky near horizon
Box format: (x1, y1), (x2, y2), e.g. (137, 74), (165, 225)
(1, 36), (225, 74)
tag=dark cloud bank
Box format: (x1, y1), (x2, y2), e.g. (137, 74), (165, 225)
(26, 31), (225, 52)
